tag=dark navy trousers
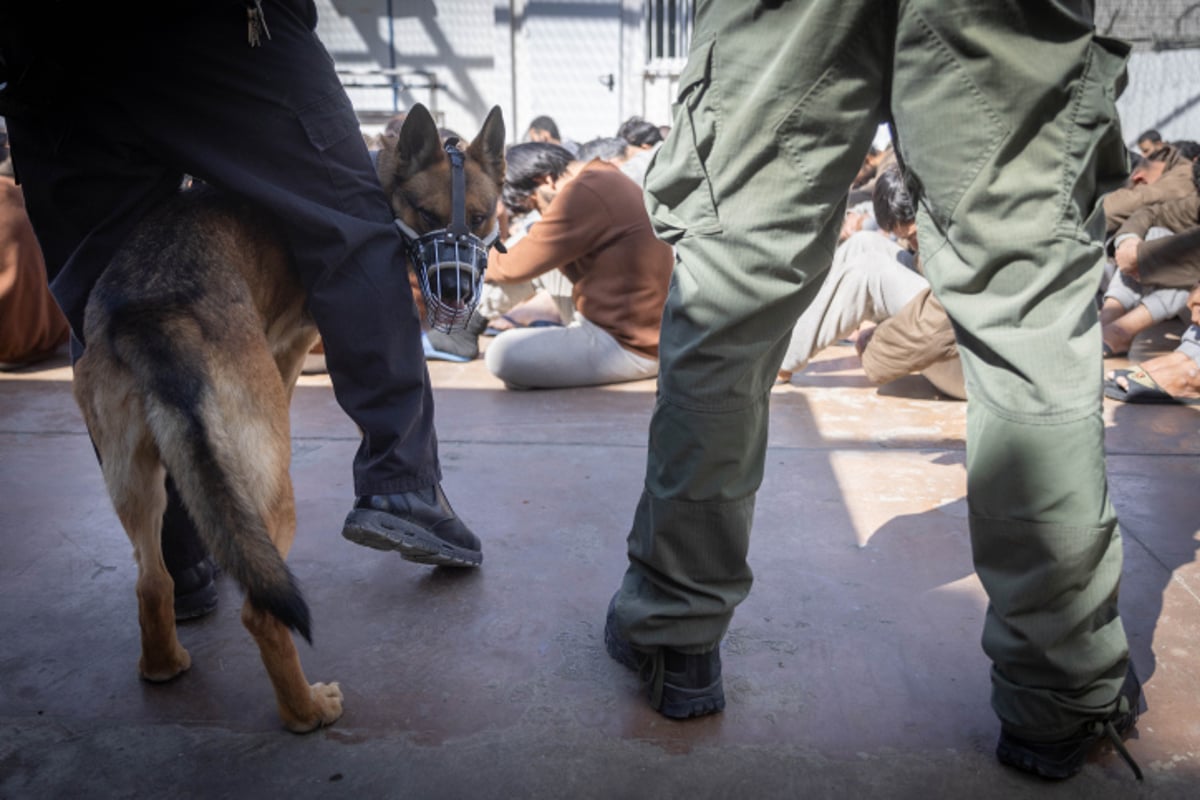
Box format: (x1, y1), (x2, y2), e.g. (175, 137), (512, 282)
(5, 1), (442, 572)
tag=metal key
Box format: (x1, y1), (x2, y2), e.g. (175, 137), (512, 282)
(247, 0), (271, 47)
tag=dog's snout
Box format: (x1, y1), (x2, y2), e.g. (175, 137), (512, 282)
(431, 265), (476, 305)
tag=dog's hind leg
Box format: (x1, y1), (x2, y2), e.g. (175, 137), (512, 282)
(236, 453), (342, 732)
(75, 359), (191, 682)
(241, 599), (343, 732)
(211, 351), (342, 732)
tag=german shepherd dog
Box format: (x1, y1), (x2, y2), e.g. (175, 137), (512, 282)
(71, 103), (505, 732)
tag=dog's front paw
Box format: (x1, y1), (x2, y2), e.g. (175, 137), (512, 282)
(282, 681), (344, 733)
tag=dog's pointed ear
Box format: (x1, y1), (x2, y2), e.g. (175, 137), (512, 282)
(378, 104), (444, 196)
(467, 106), (506, 186)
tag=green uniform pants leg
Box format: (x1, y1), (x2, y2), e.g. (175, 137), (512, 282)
(614, 0), (1134, 737)
(891, 2), (1132, 740)
(612, 2), (889, 650)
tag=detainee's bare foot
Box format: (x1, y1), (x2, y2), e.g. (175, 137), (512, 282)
(1110, 351), (1200, 400)
(1102, 304), (1153, 357)
(489, 290), (563, 332)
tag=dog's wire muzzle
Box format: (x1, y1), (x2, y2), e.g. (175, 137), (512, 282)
(395, 138), (503, 333)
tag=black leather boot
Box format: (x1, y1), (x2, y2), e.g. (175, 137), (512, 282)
(341, 484), (482, 567)
(603, 593), (725, 719)
(172, 556), (219, 621)
(163, 477), (218, 621)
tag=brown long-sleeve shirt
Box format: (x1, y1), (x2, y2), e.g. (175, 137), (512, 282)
(486, 160), (673, 358)
(1104, 147), (1197, 235)
(1114, 193), (1200, 290)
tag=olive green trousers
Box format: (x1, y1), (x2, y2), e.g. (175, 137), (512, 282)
(613, 0), (1133, 739)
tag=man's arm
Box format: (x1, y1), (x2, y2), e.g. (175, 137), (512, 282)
(486, 178), (605, 284)
(1136, 227), (1200, 289)
(1112, 194), (1200, 284)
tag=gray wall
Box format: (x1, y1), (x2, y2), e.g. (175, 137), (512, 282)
(1119, 50), (1200, 145)
(316, 0), (499, 137)
(314, 0), (650, 144)
(314, 1), (1200, 151)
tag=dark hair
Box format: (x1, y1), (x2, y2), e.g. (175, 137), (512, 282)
(1127, 148), (1147, 173)
(528, 115), (561, 140)
(1148, 143), (1175, 162)
(1174, 139), (1200, 162)
(871, 165), (915, 233)
(501, 142), (574, 214)
(1137, 128), (1162, 145)
(617, 116), (663, 148)
(1194, 159), (1200, 193)
(577, 136), (628, 162)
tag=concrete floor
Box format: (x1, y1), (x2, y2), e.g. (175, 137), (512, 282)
(1, 329), (1197, 799)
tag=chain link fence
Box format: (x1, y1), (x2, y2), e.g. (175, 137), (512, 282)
(1097, 0), (1200, 50)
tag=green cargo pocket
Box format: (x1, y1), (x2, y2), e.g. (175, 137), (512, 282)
(892, 11), (1008, 231)
(644, 38), (723, 244)
(1057, 34), (1131, 241)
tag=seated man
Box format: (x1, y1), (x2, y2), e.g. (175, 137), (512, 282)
(525, 114), (579, 157)
(1136, 128), (1165, 159)
(472, 166), (576, 335)
(1104, 190), (1200, 404)
(483, 143), (673, 389)
(1104, 143), (1197, 236)
(1101, 167), (1199, 356)
(0, 144), (68, 369)
(778, 166), (963, 399)
(615, 117), (664, 187)
(576, 136), (631, 167)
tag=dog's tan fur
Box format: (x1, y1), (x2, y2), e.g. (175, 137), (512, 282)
(72, 103), (504, 732)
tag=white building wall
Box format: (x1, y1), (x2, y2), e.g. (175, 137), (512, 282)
(315, 0), (498, 138)
(314, 0), (660, 144)
(314, 4), (1200, 156)
(1118, 50), (1200, 144)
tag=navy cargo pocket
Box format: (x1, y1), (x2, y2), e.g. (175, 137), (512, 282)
(299, 89), (359, 152)
(296, 87), (388, 223)
(644, 39), (722, 243)
(1058, 34), (1131, 241)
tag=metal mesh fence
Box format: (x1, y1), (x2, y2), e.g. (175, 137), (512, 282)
(1096, 0), (1200, 50)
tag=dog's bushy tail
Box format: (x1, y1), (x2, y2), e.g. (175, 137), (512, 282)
(109, 309), (312, 644)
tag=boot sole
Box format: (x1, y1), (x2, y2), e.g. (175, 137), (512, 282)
(995, 740), (1081, 780)
(342, 508), (482, 568)
(659, 681), (726, 720)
